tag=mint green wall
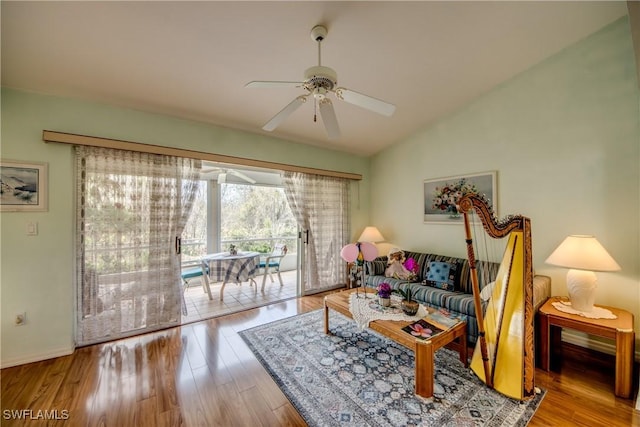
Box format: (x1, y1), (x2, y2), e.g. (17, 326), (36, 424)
(371, 18), (640, 337)
(0, 89), (370, 366)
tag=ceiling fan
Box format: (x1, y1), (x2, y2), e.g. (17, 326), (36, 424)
(201, 166), (257, 184)
(246, 25), (396, 140)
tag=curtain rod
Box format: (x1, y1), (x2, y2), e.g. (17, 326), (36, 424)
(42, 130), (363, 181)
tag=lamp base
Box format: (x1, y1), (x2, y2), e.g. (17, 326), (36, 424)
(566, 269), (597, 312)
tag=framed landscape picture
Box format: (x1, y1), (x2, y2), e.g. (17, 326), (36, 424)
(424, 171), (496, 223)
(0, 160), (48, 212)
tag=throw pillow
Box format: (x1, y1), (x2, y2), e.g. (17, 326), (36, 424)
(480, 281), (496, 301)
(425, 261), (458, 291)
(366, 260), (387, 276)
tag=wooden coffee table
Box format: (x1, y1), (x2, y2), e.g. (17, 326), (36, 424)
(324, 289), (467, 398)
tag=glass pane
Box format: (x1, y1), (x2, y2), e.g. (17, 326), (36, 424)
(181, 181), (207, 262)
(220, 184), (297, 254)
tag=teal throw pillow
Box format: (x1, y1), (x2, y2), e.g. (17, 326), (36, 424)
(425, 261), (458, 291)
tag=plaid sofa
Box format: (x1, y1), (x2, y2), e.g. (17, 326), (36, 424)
(365, 250), (551, 345)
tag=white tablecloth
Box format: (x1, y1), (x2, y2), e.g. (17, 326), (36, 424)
(348, 293), (429, 329)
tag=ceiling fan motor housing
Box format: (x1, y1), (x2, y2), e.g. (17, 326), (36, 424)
(303, 65), (337, 94)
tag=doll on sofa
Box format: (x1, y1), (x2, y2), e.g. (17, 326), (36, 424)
(385, 248), (415, 281)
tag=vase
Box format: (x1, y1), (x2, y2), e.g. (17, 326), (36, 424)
(401, 300), (419, 316)
(379, 297), (391, 307)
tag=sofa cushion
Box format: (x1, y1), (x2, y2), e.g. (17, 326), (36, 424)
(425, 261), (458, 291)
(439, 291), (481, 318)
(366, 258), (388, 276)
(365, 274), (407, 290)
(410, 284), (452, 308)
(457, 260), (501, 294)
(407, 283), (480, 317)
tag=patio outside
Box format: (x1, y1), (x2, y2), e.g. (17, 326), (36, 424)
(180, 181), (299, 323)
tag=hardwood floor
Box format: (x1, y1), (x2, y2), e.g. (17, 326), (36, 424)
(1, 292), (638, 426)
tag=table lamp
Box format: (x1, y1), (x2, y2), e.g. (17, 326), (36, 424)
(358, 226), (385, 243)
(545, 235), (620, 312)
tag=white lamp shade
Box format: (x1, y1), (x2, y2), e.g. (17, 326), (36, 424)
(358, 226), (385, 243)
(545, 235), (620, 272)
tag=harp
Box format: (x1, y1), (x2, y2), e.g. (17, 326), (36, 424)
(459, 193), (535, 401)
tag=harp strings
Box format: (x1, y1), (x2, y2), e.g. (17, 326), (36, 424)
(470, 207), (501, 366)
(469, 208), (497, 289)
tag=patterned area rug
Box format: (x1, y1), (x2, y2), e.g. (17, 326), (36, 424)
(239, 309), (545, 427)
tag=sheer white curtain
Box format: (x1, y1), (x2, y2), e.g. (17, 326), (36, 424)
(75, 146), (201, 345)
(283, 171), (349, 294)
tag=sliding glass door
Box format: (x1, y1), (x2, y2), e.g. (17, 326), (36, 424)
(283, 171), (349, 294)
(75, 147), (200, 346)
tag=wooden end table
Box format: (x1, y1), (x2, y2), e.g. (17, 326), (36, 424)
(324, 289), (467, 398)
(538, 296), (635, 398)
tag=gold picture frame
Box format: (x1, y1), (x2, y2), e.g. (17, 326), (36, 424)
(423, 171), (497, 224)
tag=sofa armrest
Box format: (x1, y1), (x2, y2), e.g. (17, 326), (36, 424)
(533, 275), (551, 311)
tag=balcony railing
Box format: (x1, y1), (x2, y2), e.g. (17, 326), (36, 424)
(181, 236), (298, 264)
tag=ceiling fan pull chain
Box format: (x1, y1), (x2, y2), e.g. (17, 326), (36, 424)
(314, 98), (317, 122)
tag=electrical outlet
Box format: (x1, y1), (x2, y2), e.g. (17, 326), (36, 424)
(15, 312), (26, 326)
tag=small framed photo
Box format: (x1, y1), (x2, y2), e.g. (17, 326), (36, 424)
(0, 160), (48, 212)
(424, 171), (496, 224)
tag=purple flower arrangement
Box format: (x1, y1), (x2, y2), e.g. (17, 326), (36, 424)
(377, 282), (392, 299)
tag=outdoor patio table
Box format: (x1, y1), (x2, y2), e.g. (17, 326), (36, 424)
(200, 251), (260, 301)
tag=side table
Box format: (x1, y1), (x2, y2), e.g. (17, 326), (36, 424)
(538, 296), (635, 398)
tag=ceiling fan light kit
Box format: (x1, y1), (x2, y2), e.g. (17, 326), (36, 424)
(246, 25), (396, 140)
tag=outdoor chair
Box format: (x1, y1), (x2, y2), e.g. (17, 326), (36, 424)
(181, 261), (209, 291)
(258, 243), (287, 291)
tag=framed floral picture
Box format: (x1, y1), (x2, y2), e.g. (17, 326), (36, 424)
(423, 171), (496, 223)
(0, 160), (48, 212)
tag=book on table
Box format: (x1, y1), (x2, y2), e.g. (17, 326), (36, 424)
(402, 319), (444, 340)
(402, 308), (461, 340)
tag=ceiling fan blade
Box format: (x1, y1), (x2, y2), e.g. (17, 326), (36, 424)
(246, 81), (303, 88)
(201, 167), (222, 173)
(228, 169), (257, 184)
(318, 98), (341, 140)
(263, 95), (307, 131)
(334, 87), (396, 117)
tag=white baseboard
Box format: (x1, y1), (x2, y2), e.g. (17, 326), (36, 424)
(561, 329), (640, 361)
(1, 346), (75, 369)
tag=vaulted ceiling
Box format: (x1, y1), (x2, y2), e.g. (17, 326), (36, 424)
(1, 1), (629, 155)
